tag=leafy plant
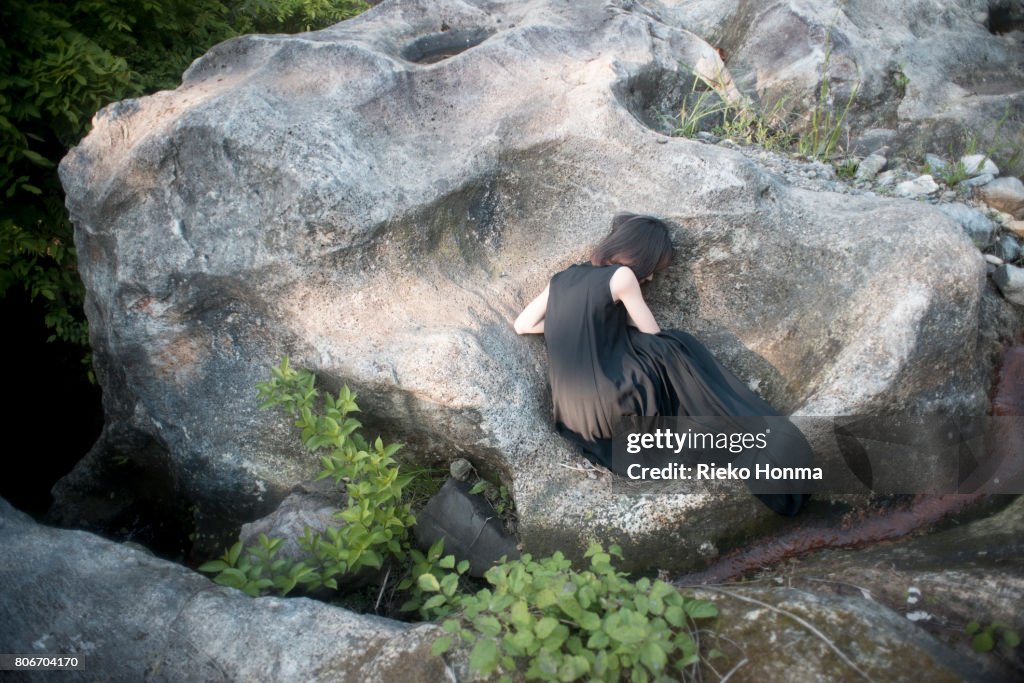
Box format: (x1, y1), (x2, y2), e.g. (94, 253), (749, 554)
(397, 536), (471, 620)
(200, 356), (416, 595)
(469, 477), (515, 518)
(797, 26), (860, 161)
(674, 69), (791, 151)
(431, 542), (720, 682)
(936, 160), (970, 187)
(835, 158), (858, 179)
(892, 65), (910, 96)
(966, 620), (1021, 655)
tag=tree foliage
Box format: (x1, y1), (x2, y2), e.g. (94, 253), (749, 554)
(0, 0), (368, 359)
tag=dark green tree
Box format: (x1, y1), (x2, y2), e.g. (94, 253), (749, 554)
(0, 0), (368, 366)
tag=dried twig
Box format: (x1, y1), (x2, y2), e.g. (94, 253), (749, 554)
(682, 585), (874, 682)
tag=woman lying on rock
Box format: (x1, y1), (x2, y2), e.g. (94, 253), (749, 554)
(514, 213), (812, 515)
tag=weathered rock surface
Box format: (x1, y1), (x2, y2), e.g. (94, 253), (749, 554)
(935, 202), (996, 247)
(736, 495), (1024, 682)
(667, 0), (1024, 158)
(56, 0), (997, 570)
(993, 263), (1024, 305)
(978, 176), (1024, 218)
(961, 154), (1000, 178)
(0, 497), (446, 682)
(694, 585), (996, 683)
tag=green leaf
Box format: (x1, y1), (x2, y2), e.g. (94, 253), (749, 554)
(640, 641), (667, 673)
(1002, 629), (1020, 648)
(603, 610), (648, 644)
(664, 605), (684, 627)
(685, 599), (718, 619)
(475, 615), (502, 637)
(423, 595), (447, 610)
(417, 573), (441, 593)
(197, 560), (228, 573)
(535, 616), (559, 639)
(439, 555), (455, 569)
(972, 632), (995, 653)
(431, 636), (452, 657)
(468, 639), (499, 675)
(227, 541), (243, 566)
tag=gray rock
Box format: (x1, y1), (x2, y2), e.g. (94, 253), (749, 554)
(977, 176), (1024, 218)
(449, 458), (475, 482)
(895, 174), (939, 197)
(935, 202), (996, 247)
(55, 0), (994, 571)
(923, 153), (948, 173)
(669, 1), (1024, 161)
(0, 497), (447, 682)
(960, 154), (999, 177)
(695, 585), (994, 683)
(851, 128), (897, 156)
(985, 253), (1005, 265)
(995, 234), (1022, 263)
(239, 484), (346, 563)
(875, 170), (899, 187)
(854, 153), (886, 181)
(738, 496), (1024, 682)
(993, 264), (1024, 305)
(963, 172), (996, 188)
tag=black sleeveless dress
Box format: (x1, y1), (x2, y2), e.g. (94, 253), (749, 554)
(543, 263), (812, 515)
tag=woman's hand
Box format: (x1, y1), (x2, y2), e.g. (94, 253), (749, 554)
(610, 267), (660, 334)
(514, 283), (549, 334)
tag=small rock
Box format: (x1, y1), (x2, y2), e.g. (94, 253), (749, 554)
(984, 253), (1004, 265)
(696, 131), (720, 143)
(1008, 219), (1024, 238)
(935, 202), (996, 247)
(992, 263), (1024, 305)
(718, 138), (739, 148)
(876, 170), (898, 187)
(995, 234), (1022, 263)
(923, 154), (948, 172)
(855, 153), (887, 181)
(976, 176), (1024, 218)
(240, 490), (346, 563)
(963, 173), (995, 188)
(450, 458), (475, 481)
(959, 154), (999, 177)
(940, 190), (956, 201)
(895, 174), (939, 197)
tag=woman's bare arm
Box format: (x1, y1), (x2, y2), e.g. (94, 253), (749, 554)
(610, 267), (660, 334)
(514, 283), (549, 334)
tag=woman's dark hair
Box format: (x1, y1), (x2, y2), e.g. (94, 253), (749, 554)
(590, 213), (675, 279)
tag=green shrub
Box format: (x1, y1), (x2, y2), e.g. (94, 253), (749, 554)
(430, 543), (720, 682)
(199, 356), (416, 595)
(966, 620), (1020, 655)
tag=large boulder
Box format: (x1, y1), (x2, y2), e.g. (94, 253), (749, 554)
(0, 497), (446, 682)
(667, 0), (1024, 158)
(56, 0), (997, 569)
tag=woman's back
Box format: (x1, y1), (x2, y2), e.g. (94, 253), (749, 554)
(544, 263), (647, 461)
